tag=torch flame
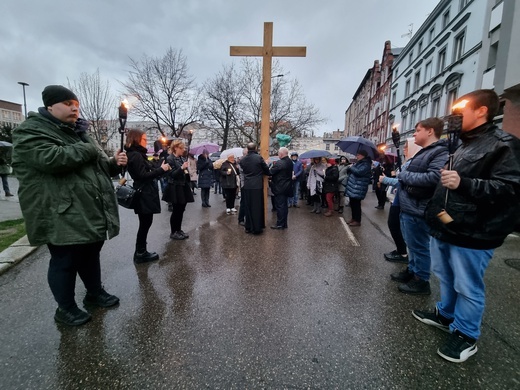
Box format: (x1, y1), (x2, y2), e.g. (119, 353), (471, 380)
(452, 99), (469, 112)
(392, 124), (400, 130)
(121, 99), (130, 109)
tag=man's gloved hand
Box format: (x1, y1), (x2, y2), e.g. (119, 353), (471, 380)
(75, 118), (89, 132)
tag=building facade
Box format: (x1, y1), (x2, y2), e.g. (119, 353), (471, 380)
(344, 0), (520, 153)
(0, 100), (24, 129)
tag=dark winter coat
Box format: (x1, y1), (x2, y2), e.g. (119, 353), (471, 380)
(163, 155), (194, 205)
(269, 156), (294, 196)
(196, 155), (214, 188)
(240, 151), (270, 190)
(220, 160), (240, 189)
(425, 123), (520, 249)
(12, 109), (121, 246)
(323, 165), (339, 194)
(345, 157), (372, 200)
(125, 144), (165, 215)
(398, 139), (448, 217)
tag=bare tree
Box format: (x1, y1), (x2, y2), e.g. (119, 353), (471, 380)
(122, 47), (200, 138)
(201, 63), (243, 150)
(225, 59), (325, 147)
(68, 69), (118, 153)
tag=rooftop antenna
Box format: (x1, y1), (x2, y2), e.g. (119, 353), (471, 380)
(401, 23), (413, 39)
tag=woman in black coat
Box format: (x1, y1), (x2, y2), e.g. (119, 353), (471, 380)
(163, 140), (195, 240)
(322, 159), (339, 217)
(125, 129), (170, 263)
(196, 150), (214, 207)
(220, 154), (240, 214)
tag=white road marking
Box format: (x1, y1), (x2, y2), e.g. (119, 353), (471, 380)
(340, 217), (360, 246)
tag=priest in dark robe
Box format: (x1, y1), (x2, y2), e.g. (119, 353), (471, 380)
(239, 143), (271, 234)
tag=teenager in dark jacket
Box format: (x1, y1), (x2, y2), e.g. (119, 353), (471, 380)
(125, 129), (170, 263)
(392, 117), (448, 296)
(415, 90), (520, 363)
(323, 159), (339, 217)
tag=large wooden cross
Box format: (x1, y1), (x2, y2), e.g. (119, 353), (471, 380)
(230, 22), (306, 223)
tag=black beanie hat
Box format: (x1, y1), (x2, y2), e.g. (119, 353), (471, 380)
(42, 85), (79, 107)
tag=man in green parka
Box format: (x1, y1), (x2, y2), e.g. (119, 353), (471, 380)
(12, 85), (128, 326)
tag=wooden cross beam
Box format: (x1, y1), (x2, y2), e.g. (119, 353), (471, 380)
(230, 22), (306, 224)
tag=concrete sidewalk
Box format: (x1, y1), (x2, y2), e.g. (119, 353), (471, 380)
(0, 176), (38, 275)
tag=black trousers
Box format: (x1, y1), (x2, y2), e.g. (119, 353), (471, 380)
(47, 241), (104, 309)
(350, 198), (362, 222)
(223, 188), (237, 209)
(201, 188), (210, 205)
(376, 184), (388, 207)
(388, 205), (407, 255)
(170, 203), (187, 233)
(274, 194), (289, 228)
(136, 213), (154, 250)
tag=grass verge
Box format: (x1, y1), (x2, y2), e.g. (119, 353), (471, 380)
(0, 219), (26, 252)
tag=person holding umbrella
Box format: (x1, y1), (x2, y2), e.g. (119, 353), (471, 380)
(197, 149), (214, 207)
(344, 150), (372, 226)
(306, 157), (326, 214)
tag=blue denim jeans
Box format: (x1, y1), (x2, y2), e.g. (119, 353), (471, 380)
(400, 212), (431, 280)
(289, 181), (300, 206)
(430, 237), (493, 340)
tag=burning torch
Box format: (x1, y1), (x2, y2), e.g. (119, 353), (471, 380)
(437, 99), (469, 224)
(118, 100), (129, 153)
(118, 100), (129, 185)
(391, 124), (401, 170)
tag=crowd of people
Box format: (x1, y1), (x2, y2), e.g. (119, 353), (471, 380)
(10, 86), (520, 366)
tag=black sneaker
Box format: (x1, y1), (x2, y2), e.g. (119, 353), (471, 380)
(390, 268), (414, 283)
(398, 276), (431, 295)
(384, 250), (409, 264)
(438, 330), (478, 363)
(83, 288), (120, 308)
(55, 306), (91, 326)
(179, 230), (189, 238)
(170, 231), (186, 240)
(412, 307), (452, 332)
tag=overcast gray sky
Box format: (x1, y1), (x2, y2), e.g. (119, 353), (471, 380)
(1, 0), (439, 135)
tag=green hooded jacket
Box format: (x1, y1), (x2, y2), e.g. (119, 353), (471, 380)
(12, 110), (121, 246)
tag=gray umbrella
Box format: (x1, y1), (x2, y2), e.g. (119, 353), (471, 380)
(299, 149), (332, 159)
(0, 141), (13, 148)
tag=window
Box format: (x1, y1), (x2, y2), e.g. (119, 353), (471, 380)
(442, 9), (450, 29)
(394, 67), (399, 77)
(418, 40), (423, 55)
(446, 89), (458, 115)
(405, 79), (411, 97)
(409, 52), (413, 65)
(429, 26), (436, 43)
(414, 71), (421, 91)
(453, 31), (465, 61)
(425, 61), (433, 83)
(391, 91), (397, 108)
(431, 97), (440, 117)
(325, 143), (330, 151)
(459, 0), (470, 11)
(487, 41), (498, 69)
(437, 48), (447, 73)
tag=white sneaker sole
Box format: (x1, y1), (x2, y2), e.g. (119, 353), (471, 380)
(437, 344), (478, 363)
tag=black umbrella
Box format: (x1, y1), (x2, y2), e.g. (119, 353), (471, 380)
(299, 149), (331, 159)
(336, 136), (379, 159)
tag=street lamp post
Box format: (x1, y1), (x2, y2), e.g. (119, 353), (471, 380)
(17, 82), (29, 118)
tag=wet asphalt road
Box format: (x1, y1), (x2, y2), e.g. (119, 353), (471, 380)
(1, 191), (519, 389)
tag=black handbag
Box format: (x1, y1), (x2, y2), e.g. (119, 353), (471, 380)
(115, 183), (141, 209)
